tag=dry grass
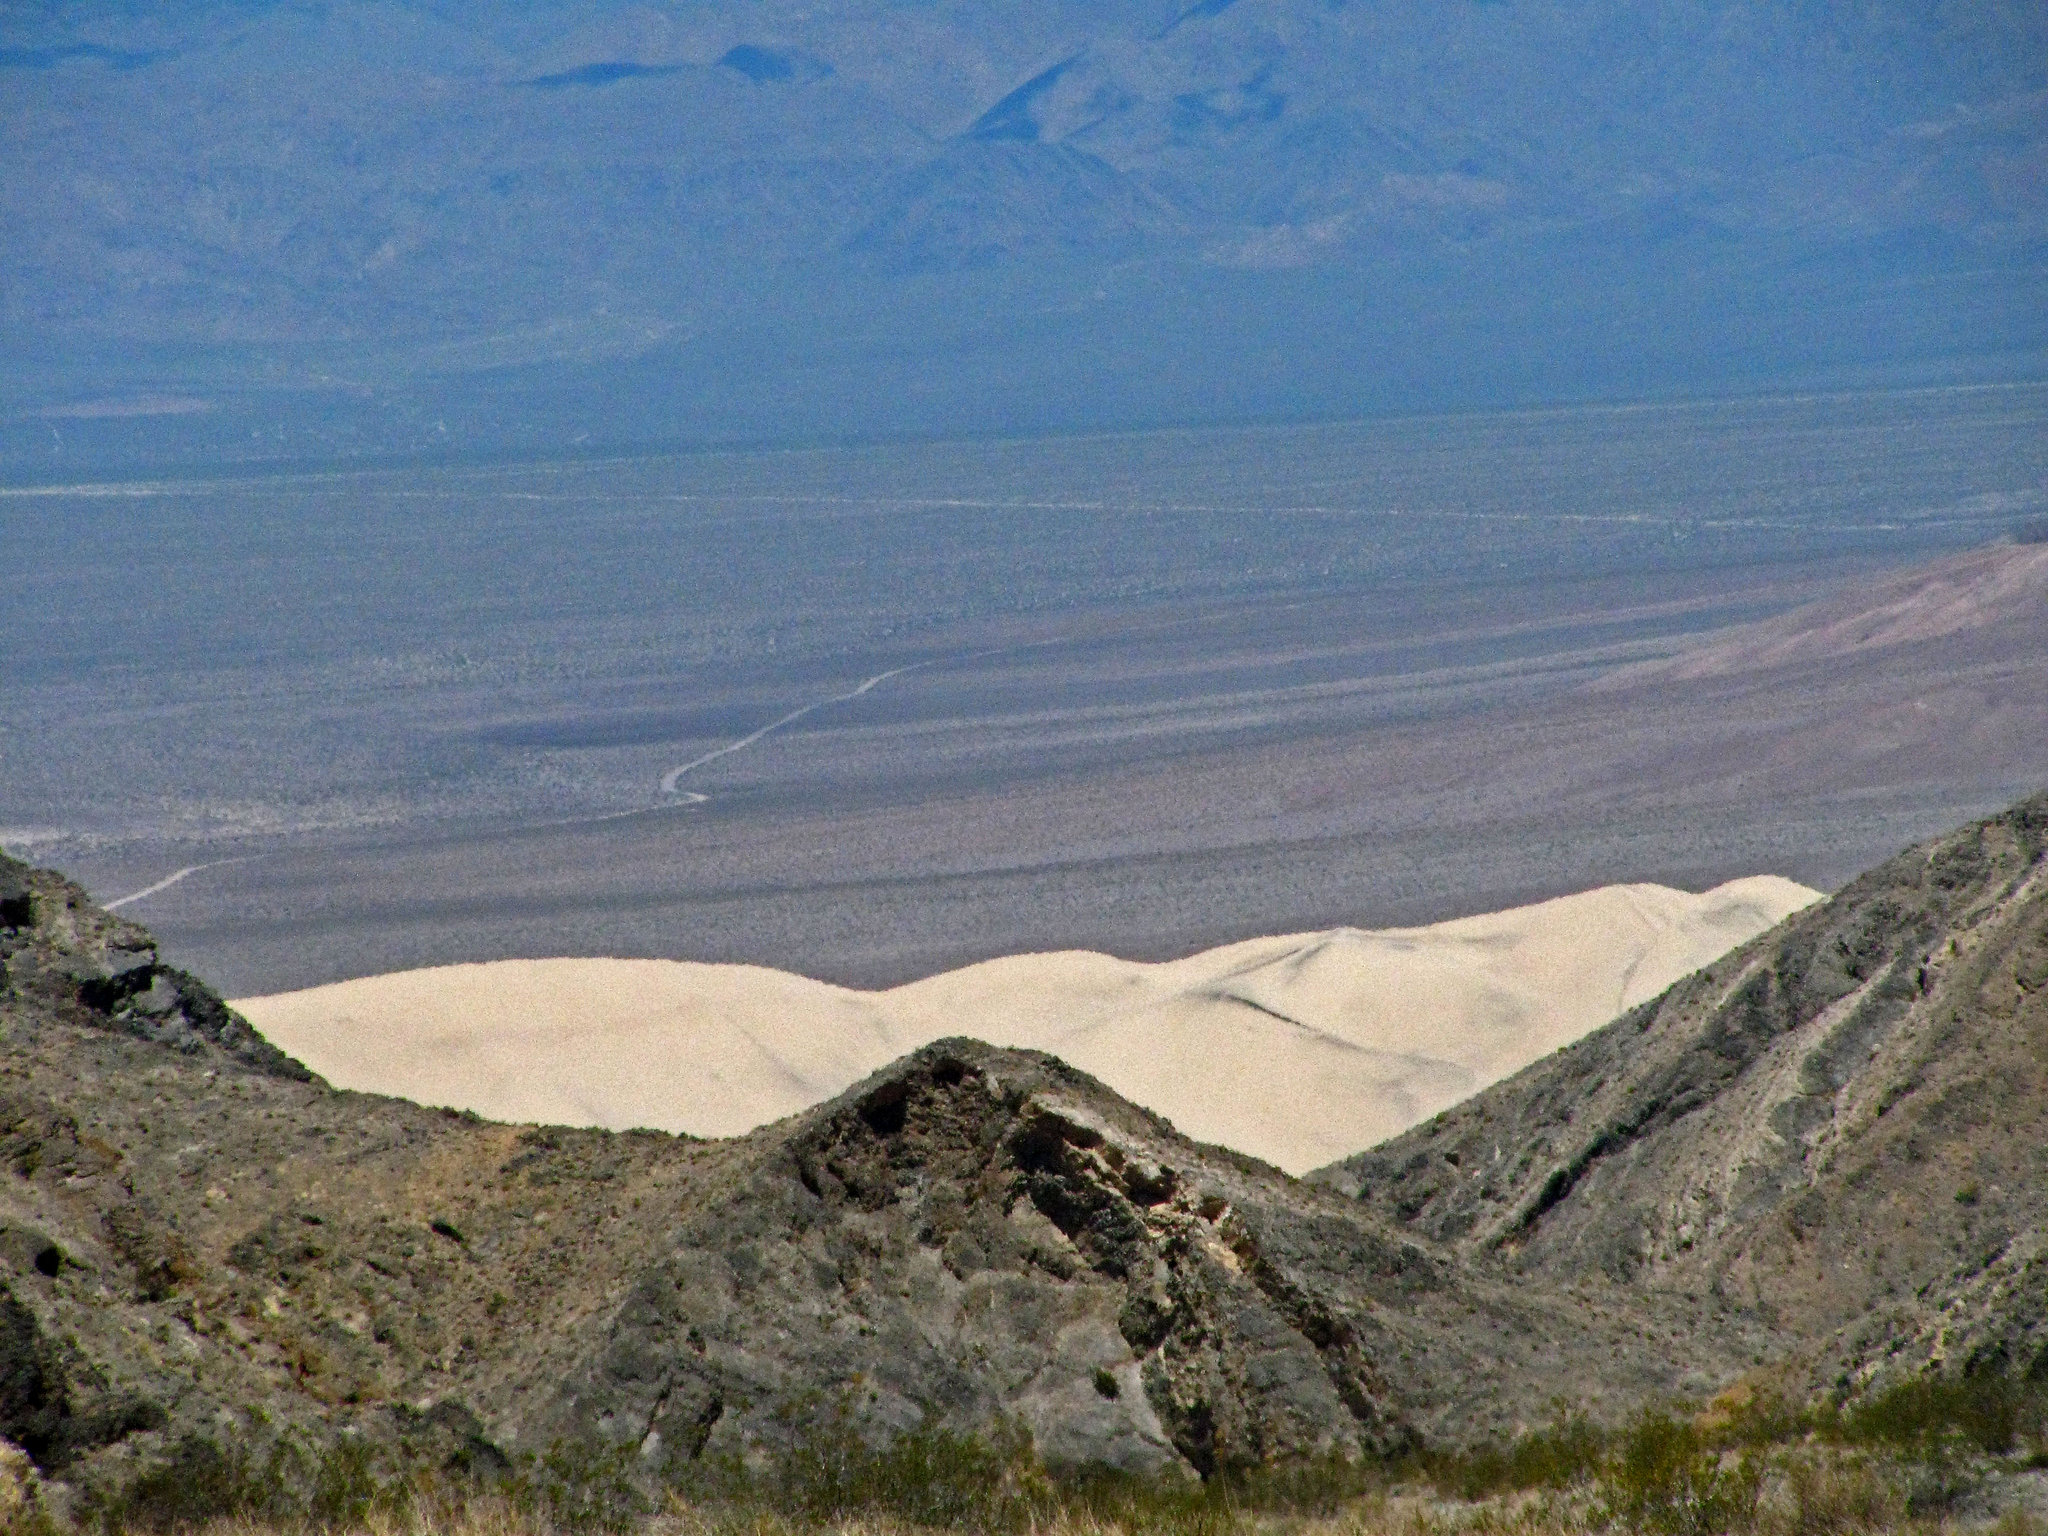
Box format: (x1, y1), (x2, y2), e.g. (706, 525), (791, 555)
(96, 1469), (2044, 1536)
(156, 1494), (1569, 1536)
(19, 1386), (2044, 1536)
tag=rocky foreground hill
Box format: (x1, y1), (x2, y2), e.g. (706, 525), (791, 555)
(1316, 792), (2048, 1398)
(0, 793), (2043, 1515)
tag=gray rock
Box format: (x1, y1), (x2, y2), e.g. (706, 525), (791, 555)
(1315, 792), (2048, 1402)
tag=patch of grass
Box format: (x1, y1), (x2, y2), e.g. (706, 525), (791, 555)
(64, 1371), (2048, 1536)
(86, 1429), (448, 1533)
(1708, 1390), (1813, 1453)
(767, 1418), (1038, 1531)
(1837, 1374), (2046, 1458)
(1405, 1402), (1788, 1534)
(1410, 1413), (1606, 1500)
(1053, 1455), (1389, 1536)
(510, 1442), (649, 1534)
(1596, 1412), (1761, 1536)
(1773, 1452), (1902, 1536)
(88, 1435), (307, 1532)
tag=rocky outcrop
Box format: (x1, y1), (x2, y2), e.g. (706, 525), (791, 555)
(1315, 792), (2048, 1398)
(540, 1043), (1413, 1478)
(532, 1034), (1753, 1474)
(0, 855), (659, 1511)
(0, 859), (307, 1082)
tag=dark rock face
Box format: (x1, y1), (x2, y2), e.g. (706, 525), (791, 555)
(1315, 792), (2048, 1399)
(0, 853), (669, 1505)
(0, 858), (307, 1083)
(543, 1044), (1417, 1477)
(529, 1036), (1737, 1476)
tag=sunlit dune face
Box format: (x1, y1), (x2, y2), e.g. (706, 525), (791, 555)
(235, 876), (1818, 1174)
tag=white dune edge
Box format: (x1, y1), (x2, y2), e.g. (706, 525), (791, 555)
(235, 876), (1820, 1175)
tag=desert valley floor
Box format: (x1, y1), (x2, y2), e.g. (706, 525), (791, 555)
(6, 385), (2046, 998)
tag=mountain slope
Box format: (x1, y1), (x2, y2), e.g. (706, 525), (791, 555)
(4, 0), (2044, 464)
(0, 850), (1735, 1507)
(1314, 792), (2048, 1397)
(8, 0), (2041, 333)
(518, 1037), (1741, 1478)
(4, 795), (2044, 1511)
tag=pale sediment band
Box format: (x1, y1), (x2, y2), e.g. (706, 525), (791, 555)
(236, 875), (1820, 1174)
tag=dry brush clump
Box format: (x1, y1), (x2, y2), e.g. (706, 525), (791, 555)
(6, 1363), (2042, 1536)
(16, 1414), (2045, 1536)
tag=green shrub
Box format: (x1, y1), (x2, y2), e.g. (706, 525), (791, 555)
(1079, 1455), (1386, 1535)
(1841, 1373), (2044, 1458)
(308, 1437), (393, 1527)
(1776, 1453), (1903, 1536)
(736, 1411), (1382, 1534)
(1411, 1411), (1607, 1500)
(89, 1430), (417, 1533)
(510, 1440), (649, 1533)
(1206, 1452), (1386, 1514)
(1597, 1411), (1760, 1536)
(768, 1412), (1041, 1529)
(87, 1434), (274, 1532)
(1709, 1389), (1813, 1452)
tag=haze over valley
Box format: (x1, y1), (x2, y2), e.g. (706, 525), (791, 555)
(6, 385), (2043, 996)
(4, 0), (2044, 465)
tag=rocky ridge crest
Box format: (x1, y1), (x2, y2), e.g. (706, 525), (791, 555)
(1315, 792), (2048, 1399)
(0, 854), (1695, 1508)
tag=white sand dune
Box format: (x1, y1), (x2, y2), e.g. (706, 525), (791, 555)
(235, 876), (1819, 1174)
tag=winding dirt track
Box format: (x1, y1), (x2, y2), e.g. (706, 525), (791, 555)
(104, 859), (247, 911)
(659, 663), (931, 795)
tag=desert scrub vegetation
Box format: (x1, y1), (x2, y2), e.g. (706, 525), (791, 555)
(17, 1377), (2046, 1536)
(22, 1464), (2046, 1536)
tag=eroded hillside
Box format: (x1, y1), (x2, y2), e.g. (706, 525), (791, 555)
(1317, 793), (2048, 1399)
(0, 853), (1722, 1509)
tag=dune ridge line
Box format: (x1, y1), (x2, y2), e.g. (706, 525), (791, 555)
(235, 875), (1820, 1174)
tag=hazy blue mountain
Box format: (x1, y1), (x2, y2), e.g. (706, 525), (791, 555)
(3, 0), (2045, 468)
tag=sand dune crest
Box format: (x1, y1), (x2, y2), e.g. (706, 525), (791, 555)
(236, 875), (1819, 1173)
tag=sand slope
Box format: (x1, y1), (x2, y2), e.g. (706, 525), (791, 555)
(235, 876), (1819, 1173)
(1595, 542), (2048, 687)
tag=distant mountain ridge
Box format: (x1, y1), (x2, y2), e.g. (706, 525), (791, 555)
(4, 0), (2044, 464)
